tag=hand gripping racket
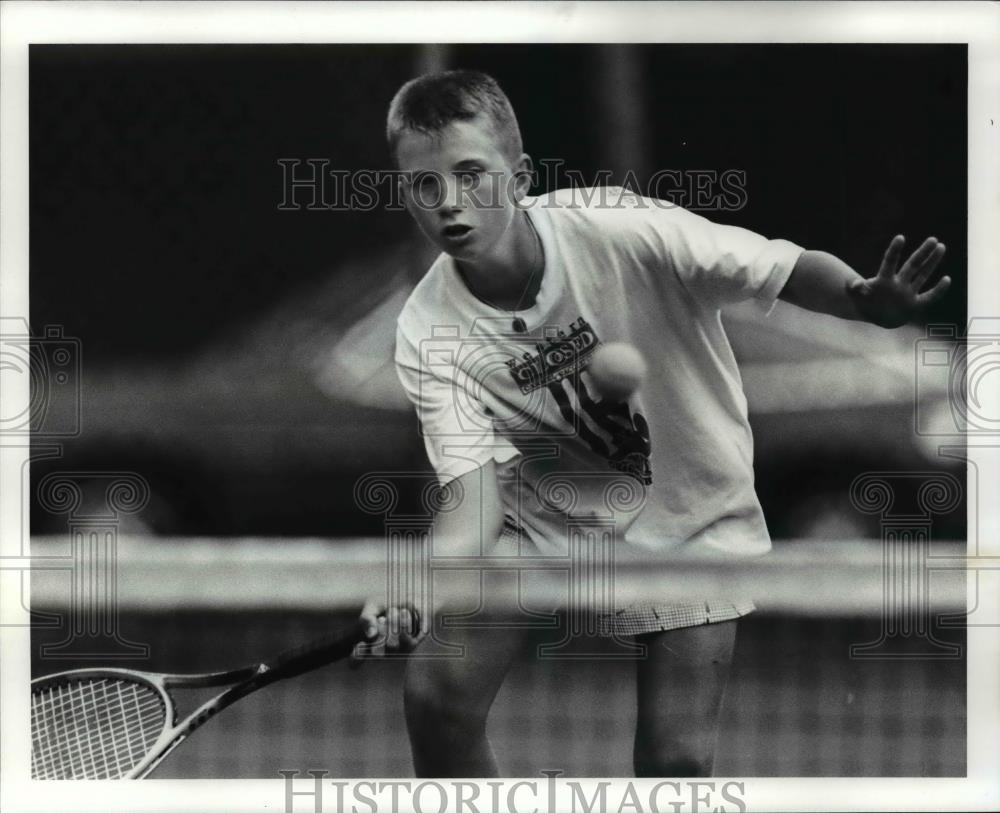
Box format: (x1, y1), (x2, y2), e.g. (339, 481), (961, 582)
(30, 610), (417, 779)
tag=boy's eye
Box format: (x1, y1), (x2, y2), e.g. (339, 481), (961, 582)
(456, 169), (482, 189)
(414, 173), (438, 191)
(409, 172), (442, 203)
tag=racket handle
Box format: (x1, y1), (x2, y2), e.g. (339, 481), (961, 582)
(268, 609), (420, 681)
(267, 622), (364, 680)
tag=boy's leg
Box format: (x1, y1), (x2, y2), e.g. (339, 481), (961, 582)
(404, 621), (534, 777)
(405, 565), (542, 778)
(633, 619), (738, 777)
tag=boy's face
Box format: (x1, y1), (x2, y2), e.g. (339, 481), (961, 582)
(396, 116), (531, 263)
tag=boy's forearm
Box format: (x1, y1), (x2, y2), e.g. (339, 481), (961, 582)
(778, 250), (868, 322)
(426, 463), (505, 610)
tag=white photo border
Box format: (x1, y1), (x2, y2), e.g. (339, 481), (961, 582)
(2, 2), (998, 812)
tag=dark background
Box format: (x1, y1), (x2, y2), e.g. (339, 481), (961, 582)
(29, 44), (967, 537)
(31, 44), (965, 358)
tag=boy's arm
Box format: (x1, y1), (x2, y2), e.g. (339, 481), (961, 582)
(429, 460), (505, 559)
(360, 461), (505, 645)
(778, 235), (950, 327)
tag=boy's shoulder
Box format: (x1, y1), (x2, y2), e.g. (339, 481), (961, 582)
(531, 185), (682, 235)
(533, 185), (651, 213)
(535, 185), (648, 208)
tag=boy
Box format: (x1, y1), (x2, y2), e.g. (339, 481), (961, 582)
(361, 70), (949, 777)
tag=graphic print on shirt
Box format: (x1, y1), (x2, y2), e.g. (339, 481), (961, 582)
(505, 317), (653, 484)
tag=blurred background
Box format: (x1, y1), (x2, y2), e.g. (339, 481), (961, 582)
(27, 43), (967, 778)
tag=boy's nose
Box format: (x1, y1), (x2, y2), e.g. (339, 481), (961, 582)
(442, 178), (465, 210)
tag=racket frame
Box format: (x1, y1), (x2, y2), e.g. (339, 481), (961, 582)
(32, 658), (311, 779)
(30, 613), (402, 780)
(32, 667), (176, 780)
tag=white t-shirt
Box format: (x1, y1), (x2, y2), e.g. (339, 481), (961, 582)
(395, 188), (804, 558)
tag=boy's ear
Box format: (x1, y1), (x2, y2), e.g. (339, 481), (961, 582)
(397, 174), (412, 214)
(513, 153), (535, 201)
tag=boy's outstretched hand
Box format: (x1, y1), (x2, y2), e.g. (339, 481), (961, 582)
(848, 235), (950, 328)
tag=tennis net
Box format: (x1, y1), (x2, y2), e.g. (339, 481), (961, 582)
(28, 535), (967, 778)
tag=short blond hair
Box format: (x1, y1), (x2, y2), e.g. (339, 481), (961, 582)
(386, 70), (523, 164)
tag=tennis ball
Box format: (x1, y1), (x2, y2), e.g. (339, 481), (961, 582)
(587, 342), (648, 401)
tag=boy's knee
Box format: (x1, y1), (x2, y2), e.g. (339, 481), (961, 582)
(403, 667), (444, 721)
(404, 667), (487, 737)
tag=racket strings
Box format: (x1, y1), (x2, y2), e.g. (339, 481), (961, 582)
(31, 678), (167, 779)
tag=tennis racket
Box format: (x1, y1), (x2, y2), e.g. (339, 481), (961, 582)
(30, 609), (417, 779)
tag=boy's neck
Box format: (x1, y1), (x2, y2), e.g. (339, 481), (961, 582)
(455, 210), (543, 312)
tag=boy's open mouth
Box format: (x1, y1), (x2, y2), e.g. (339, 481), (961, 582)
(442, 224), (473, 239)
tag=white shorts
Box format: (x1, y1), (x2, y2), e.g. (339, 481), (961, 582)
(596, 599), (756, 636)
(498, 519), (756, 636)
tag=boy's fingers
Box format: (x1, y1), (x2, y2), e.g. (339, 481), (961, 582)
(877, 235), (905, 279)
(401, 607), (422, 637)
(915, 276), (951, 308)
(899, 236), (939, 282)
(386, 606), (401, 650)
(910, 243), (946, 290)
(397, 607), (424, 652)
(353, 599), (387, 669)
(359, 598), (385, 641)
(352, 604), (425, 667)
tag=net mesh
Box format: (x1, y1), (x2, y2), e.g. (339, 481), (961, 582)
(31, 677), (167, 779)
(29, 536), (966, 778)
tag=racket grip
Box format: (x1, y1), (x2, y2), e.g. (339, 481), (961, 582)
(268, 608), (420, 680)
(269, 622), (367, 680)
